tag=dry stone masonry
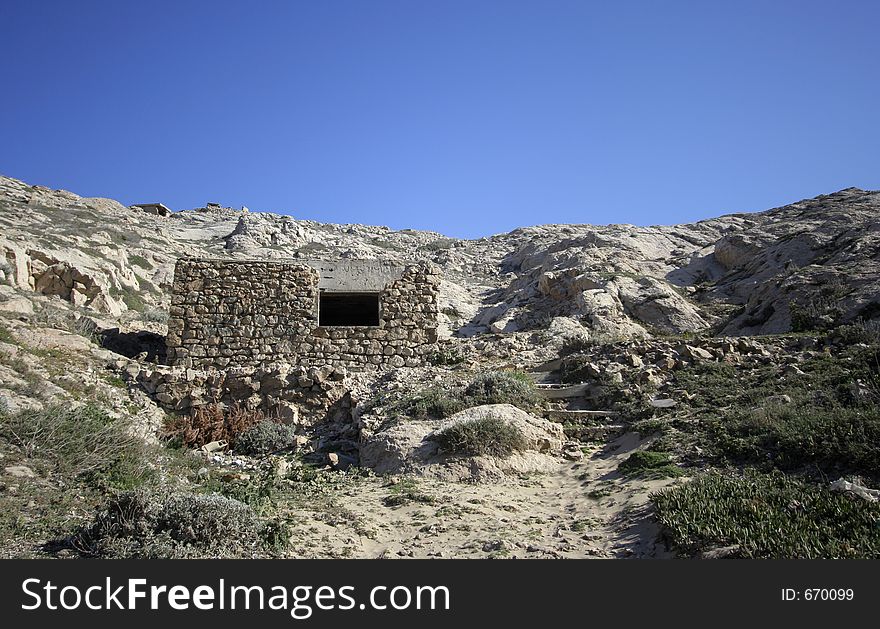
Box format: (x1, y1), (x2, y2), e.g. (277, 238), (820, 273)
(166, 258), (440, 371)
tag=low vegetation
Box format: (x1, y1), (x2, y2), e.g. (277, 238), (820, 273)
(788, 282), (848, 332)
(236, 421), (297, 455)
(0, 402), (296, 557)
(31, 307), (101, 343)
(652, 471), (880, 558)
(140, 308), (169, 324)
(395, 370), (541, 420)
(463, 371), (540, 408)
(428, 346), (466, 366)
(382, 478), (436, 507)
(643, 331), (880, 557)
(432, 415), (527, 457)
(0, 405), (152, 486)
(69, 489), (277, 558)
(709, 405), (880, 478)
(618, 450), (684, 479)
(128, 254), (152, 269)
(163, 403), (267, 449)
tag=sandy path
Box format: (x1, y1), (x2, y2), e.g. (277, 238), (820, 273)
(279, 433), (676, 559)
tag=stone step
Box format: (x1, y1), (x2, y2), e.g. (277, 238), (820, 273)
(546, 408), (619, 419)
(545, 409), (619, 423)
(535, 383), (591, 399)
(563, 424), (627, 441)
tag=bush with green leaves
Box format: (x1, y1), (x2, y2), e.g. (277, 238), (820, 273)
(128, 254), (152, 269)
(463, 371), (540, 409)
(788, 279), (849, 332)
(828, 320), (880, 346)
(421, 237), (457, 252)
(559, 335), (593, 357)
(618, 450), (684, 479)
(652, 471), (880, 558)
(70, 489), (273, 558)
(235, 421), (297, 455)
(428, 346), (466, 366)
(432, 414), (527, 457)
(709, 405), (880, 478)
(394, 371), (541, 420)
(395, 386), (467, 420)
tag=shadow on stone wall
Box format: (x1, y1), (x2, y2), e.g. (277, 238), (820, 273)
(100, 328), (167, 363)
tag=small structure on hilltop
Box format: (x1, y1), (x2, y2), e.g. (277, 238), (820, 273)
(165, 258), (441, 371)
(131, 202), (171, 217)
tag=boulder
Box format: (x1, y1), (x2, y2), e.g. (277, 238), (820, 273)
(683, 344), (714, 360)
(0, 295), (34, 315)
(12, 327), (94, 352)
(360, 404), (565, 482)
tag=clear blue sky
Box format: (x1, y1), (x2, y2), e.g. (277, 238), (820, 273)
(1, 1), (878, 238)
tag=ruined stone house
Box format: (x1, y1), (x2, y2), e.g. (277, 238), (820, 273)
(131, 202), (172, 217)
(165, 258), (441, 372)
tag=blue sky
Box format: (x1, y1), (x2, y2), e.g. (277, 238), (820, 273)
(1, 1), (878, 238)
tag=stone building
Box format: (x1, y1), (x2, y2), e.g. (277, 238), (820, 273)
(131, 202), (172, 217)
(166, 258), (440, 371)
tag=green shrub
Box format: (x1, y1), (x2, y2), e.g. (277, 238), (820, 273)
(631, 419), (666, 436)
(828, 320), (880, 345)
(394, 386), (467, 420)
(89, 447), (158, 491)
(463, 371), (540, 409)
(236, 421), (297, 455)
(652, 471), (880, 558)
(395, 371), (540, 420)
(618, 450), (684, 479)
(122, 292), (146, 312)
(382, 478), (436, 507)
(429, 346), (466, 366)
(421, 237), (457, 252)
(71, 489), (269, 558)
(710, 405), (880, 478)
(674, 344), (879, 412)
(0, 324), (14, 344)
(559, 336), (593, 357)
(160, 493), (259, 544)
(110, 287), (146, 313)
(432, 414), (527, 457)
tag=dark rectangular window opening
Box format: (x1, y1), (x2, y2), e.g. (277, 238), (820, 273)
(319, 292), (381, 326)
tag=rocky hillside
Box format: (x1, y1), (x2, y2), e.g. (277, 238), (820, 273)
(2, 173), (880, 560)
(2, 173), (879, 417)
(2, 175), (878, 345)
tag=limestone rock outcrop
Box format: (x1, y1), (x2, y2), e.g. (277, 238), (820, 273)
(1, 174), (878, 343)
(359, 404), (565, 481)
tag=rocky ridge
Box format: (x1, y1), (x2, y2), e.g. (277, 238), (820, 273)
(3, 176), (877, 346)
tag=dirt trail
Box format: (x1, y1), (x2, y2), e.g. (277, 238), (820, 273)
(280, 432), (677, 559)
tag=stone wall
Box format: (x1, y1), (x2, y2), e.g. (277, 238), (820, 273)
(136, 362), (361, 461)
(137, 363), (351, 425)
(166, 258), (440, 370)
